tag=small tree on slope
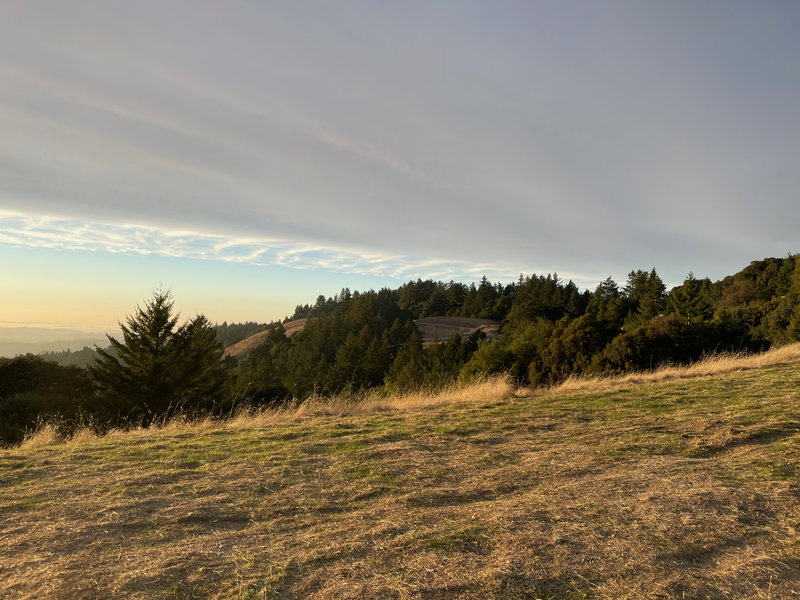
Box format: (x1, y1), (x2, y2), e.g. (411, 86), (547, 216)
(89, 290), (230, 426)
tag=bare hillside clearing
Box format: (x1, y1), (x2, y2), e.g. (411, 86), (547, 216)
(414, 316), (501, 347)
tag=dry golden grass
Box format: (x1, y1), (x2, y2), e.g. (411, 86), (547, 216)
(66, 426), (99, 445)
(3, 348), (800, 598)
(231, 376), (514, 427)
(541, 342), (800, 397)
(18, 422), (64, 449)
(19, 424), (99, 450)
(14, 377), (512, 451)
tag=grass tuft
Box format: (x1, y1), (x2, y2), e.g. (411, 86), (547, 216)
(18, 422), (64, 449)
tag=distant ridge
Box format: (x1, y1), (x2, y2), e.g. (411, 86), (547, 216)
(0, 327), (110, 358)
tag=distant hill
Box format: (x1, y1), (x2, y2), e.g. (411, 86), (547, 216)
(414, 316), (501, 347)
(223, 318), (308, 360)
(0, 327), (110, 358)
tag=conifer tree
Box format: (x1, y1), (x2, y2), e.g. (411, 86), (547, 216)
(624, 268), (667, 326)
(668, 273), (714, 325)
(90, 290), (229, 424)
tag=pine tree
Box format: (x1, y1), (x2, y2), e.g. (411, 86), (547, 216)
(624, 268), (667, 326)
(668, 273), (714, 325)
(89, 290), (229, 425)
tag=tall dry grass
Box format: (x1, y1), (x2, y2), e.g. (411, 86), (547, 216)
(540, 342), (800, 397)
(13, 377), (514, 448)
(18, 423), (98, 450)
(15, 343), (800, 449)
(229, 375), (514, 428)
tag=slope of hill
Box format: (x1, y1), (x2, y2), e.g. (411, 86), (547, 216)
(414, 316), (502, 347)
(222, 318), (308, 360)
(3, 348), (800, 599)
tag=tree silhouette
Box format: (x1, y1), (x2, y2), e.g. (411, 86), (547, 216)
(90, 290), (229, 425)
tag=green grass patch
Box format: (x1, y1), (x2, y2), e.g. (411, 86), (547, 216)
(419, 523), (491, 552)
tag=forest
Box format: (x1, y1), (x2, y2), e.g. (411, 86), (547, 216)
(2, 255), (800, 444)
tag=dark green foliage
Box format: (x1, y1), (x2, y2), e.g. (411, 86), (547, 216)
(0, 355), (95, 444)
(760, 260), (800, 343)
(424, 334), (475, 388)
(233, 324), (291, 406)
(237, 288), (413, 399)
(89, 290), (230, 425)
(623, 268), (667, 326)
(668, 273), (714, 325)
(329, 326), (391, 392)
(592, 315), (707, 374)
(541, 313), (618, 383)
(398, 279), (440, 317)
(420, 286), (450, 318)
(506, 273), (575, 324)
(172, 315), (232, 412)
(460, 336), (513, 383)
(384, 329), (426, 390)
(386, 331), (480, 391)
(587, 277), (627, 324)
(722, 256), (796, 299)
(505, 318), (555, 385)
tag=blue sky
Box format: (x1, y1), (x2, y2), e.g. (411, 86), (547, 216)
(2, 1), (799, 331)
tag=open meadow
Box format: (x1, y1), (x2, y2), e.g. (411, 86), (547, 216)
(3, 348), (800, 599)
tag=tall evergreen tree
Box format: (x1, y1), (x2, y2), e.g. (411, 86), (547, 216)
(90, 290), (229, 425)
(624, 268), (667, 326)
(668, 273), (714, 325)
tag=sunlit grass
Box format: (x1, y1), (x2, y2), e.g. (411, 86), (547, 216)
(4, 345), (800, 598)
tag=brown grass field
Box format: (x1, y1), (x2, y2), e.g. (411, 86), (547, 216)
(414, 317), (502, 348)
(4, 345), (800, 598)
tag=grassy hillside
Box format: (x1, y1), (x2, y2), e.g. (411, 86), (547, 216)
(222, 319), (308, 360)
(3, 349), (800, 599)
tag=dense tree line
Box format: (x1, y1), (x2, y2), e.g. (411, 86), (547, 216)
(2, 255), (800, 445)
(234, 256), (800, 404)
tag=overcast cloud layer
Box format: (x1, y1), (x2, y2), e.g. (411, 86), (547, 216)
(2, 1), (799, 286)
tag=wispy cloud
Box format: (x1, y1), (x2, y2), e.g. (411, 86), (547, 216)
(0, 211), (566, 284)
(2, 1), (793, 293)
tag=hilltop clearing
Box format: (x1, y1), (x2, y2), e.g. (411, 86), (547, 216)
(222, 318), (307, 360)
(222, 315), (502, 368)
(224, 316), (500, 360)
(414, 316), (501, 348)
(3, 347), (800, 598)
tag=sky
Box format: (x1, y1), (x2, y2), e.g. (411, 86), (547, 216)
(2, 1), (799, 332)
